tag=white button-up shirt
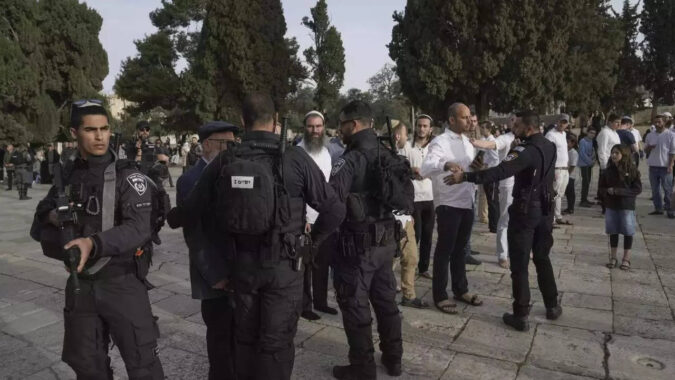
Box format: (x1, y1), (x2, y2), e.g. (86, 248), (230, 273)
(596, 126), (621, 170)
(545, 128), (569, 168)
(495, 132), (516, 188)
(399, 141), (433, 202)
(646, 129), (675, 168)
(480, 135), (500, 168)
(420, 129), (476, 210)
(298, 139), (332, 224)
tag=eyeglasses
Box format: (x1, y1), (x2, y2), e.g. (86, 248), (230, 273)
(339, 119), (355, 127)
(72, 99), (103, 108)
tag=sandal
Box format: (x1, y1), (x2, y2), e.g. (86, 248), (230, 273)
(435, 299), (458, 314)
(620, 260), (631, 271)
(606, 258), (618, 269)
(454, 293), (483, 306)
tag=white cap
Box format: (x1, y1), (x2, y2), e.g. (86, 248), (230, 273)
(663, 112), (673, 118)
(304, 110), (325, 123)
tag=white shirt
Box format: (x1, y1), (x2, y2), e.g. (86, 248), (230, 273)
(646, 129), (675, 168)
(596, 126), (621, 170)
(298, 139), (332, 224)
(495, 132), (516, 188)
(479, 135), (500, 168)
(400, 141), (433, 202)
(568, 149), (579, 179)
(629, 127), (642, 144)
(420, 129), (476, 210)
(545, 129), (569, 167)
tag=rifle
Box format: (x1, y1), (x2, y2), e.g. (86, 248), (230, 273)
(385, 116), (397, 153)
(53, 163), (82, 294)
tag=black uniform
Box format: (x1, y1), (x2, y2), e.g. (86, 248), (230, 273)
(125, 137), (156, 174)
(316, 128), (403, 378)
(31, 151), (164, 379)
(170, 130), (344, 380)
(10, 149), (32, 199)
(465, 133), (559, 317)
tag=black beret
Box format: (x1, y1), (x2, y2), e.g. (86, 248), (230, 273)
(199, 121), (240, 141)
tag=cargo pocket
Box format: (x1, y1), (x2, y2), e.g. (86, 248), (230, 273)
(132, 316), (160, 369)
(62, 309), (104, 375)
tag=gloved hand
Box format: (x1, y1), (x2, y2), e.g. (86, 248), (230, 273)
(166, 207), (182, 229)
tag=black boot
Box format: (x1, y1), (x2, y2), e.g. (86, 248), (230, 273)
(381, 356), (402, 376)
(546, 305), (563, 320)
(502, 313), (529, 332)
(332, 364), (376, 380)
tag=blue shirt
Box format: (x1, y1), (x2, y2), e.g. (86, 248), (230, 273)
(617, 129), (636, 146)
(578, 137), (595, 167)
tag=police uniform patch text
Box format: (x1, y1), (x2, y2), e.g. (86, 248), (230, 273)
(231, 176), (255, 189)
(331, 158), (346, 177)
(505, 152), (518, 162)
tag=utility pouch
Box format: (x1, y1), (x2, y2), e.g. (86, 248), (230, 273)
(346, 193), (368, 222)
(393, 220), (404, 258)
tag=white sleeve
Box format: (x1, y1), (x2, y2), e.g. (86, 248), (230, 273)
(420, 139), (446, 178)
(597, 131), (609, 169)
(495, 134), (510, 151)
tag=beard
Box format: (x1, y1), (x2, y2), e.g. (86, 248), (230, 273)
(304, 130), (325, 154)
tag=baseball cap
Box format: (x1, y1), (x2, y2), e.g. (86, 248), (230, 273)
(559, 113), (570, 123)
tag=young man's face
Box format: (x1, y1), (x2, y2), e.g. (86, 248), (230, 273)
(610, 119), (621, 130)
(71, 115), (111, 157)
(415, 118), (431, 138)
(586, 130), (596, 139)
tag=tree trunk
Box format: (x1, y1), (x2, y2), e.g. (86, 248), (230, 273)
(475, 90), (489, 121)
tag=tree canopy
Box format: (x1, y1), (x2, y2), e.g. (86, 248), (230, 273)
(641, 0), (675, 106)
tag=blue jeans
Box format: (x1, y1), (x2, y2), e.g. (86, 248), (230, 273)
(649, 166), (673, 212)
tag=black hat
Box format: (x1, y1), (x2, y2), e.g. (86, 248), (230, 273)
(136, 121), (151, 130)
(199, 121), (240, 141)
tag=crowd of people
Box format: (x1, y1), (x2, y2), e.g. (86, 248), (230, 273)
(25, 93), (675, 380)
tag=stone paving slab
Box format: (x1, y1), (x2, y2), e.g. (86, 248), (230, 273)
(2, 165), (675, 379)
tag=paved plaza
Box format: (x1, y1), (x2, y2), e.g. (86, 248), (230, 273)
(1, 164), (675, 380)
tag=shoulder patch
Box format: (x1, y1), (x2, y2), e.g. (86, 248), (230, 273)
(126, 173), (148, 196)
(514, 146), (525, 152)
(504, 152), (519, 162)
(331, 158), (346, 177)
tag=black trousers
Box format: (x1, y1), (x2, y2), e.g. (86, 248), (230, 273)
(6, 170), (13, 189)
(234, 253), (303, 380)
(598, 169), (606, 212)
(507, 206), (559, 317)
(201, 296), (236, 380)
(302, 233), (332, 312)
(580, 166), (592, 203)
(413, 200), (435, 273)
(332, 242), (402, 376)
(62, 272), (164, 380)
(484, 182), (500, 232)
(432, 206), (473, 303)
(564, 177), (576, 212)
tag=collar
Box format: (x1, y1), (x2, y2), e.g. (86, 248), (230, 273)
(241, 130), (280, 143)
(446, 129), (464, 140)
(347, 128), (378, 151)
(73, 149), (115, 168)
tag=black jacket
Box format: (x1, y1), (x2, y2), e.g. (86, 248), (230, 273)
(598, 165), (642, 210)
(32, 152), (153, 275)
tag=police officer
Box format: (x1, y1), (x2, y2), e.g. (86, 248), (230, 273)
(444, 110), (563, 331)
(316, 100), (403, 379)
(30, 100), (164, 379)
(176, 120), (239, 379)
(126, 120), (156, 174)
(11, 144), (33, 200)
(168, 93), (344, 380)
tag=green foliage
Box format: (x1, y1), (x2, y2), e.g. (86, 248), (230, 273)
(611, 0), (644, 114)
(641, 0), (675, 105)
(302, 0), (346, 112)
(0, 0), (107, 144)
(192, 0), (306, 122)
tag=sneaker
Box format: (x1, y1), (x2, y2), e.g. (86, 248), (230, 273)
(502, 313), (529, 332)
(400, 297), (429, 309)
(649, 210), (664, 215)
(465, 255), (482, 265)
(419, 271), (432, 279)
(546, 305), (563, 320)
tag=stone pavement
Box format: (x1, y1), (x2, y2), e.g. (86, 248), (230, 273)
(1, 164), (675, 380)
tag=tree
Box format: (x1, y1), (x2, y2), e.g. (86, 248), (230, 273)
(0, 0), (107, 144)
(367, 64), (411, 127)
(389, 0), (579, 121)
(641, 0), (675, 107)
(611, 0), (644, 114)
(560, 0), (623, 115)
(302, 0), (346, 113)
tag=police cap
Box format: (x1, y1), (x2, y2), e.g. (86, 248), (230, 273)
(199, 121), (240, 141)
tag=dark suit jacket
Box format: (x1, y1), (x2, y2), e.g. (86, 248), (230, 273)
(176, 158), (228, 300)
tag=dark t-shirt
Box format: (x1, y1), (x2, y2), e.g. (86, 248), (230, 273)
(617, 129), (636, 146)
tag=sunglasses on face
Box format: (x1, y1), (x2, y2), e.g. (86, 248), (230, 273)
(72, 99), (103, 108)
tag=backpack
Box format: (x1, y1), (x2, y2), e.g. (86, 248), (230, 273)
(365, 141), (415, 216)
(215, 141), (290, 236)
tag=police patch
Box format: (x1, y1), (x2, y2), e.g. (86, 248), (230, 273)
(126, 173), (147, 196)
(514, 146), (525, 152)
(331, 158), (346, 177)
(504, 153), (518, 162)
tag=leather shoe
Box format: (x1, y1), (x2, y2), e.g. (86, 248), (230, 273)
(381, 357), (402, 377)
(301, 310), (321, 321)
(333, 364), (375, 380)
(546, 305), (563, 320)
(315, 305), (338, 315)
(502, 313), (529, 331)
(465, 255), (482, 265)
